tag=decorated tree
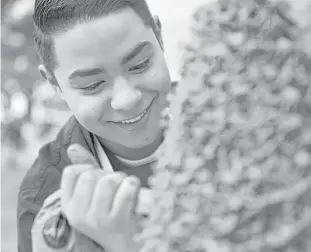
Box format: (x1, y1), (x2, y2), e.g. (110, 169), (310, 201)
(138, 0), (311, 252)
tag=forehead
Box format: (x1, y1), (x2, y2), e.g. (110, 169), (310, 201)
(53, 8), (155, 72)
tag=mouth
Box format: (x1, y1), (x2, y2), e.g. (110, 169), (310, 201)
(118, 108), (149, 124)
(114, 97), (155, 125)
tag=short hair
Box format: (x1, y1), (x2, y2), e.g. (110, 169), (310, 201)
(33, 0), (155, 73)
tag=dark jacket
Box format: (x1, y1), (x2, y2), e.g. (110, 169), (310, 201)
(17, 116), (153, 252)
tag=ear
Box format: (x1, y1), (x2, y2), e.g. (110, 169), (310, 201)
(38, 64), (64, 99)
(38, 64), (59, 87)
(153, 15), (164, 51)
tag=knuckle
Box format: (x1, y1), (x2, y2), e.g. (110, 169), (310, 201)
(62, 166), (76, 177)
(79, 171), (95, 182)
(99, 176), (118, 188)
(123, 176), (140, 188)
(63, 164), (93, 177)
(95, 180), (107, 194)
(120, 187), (137, 203)
(115, 177), (140, 198)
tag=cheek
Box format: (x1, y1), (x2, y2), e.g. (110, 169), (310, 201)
(147, 56), (171, 93)
(63, 91), (106, 127)
(75, 102), (99, 124)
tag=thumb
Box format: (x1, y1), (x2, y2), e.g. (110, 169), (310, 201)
(67, 144), (100, 168)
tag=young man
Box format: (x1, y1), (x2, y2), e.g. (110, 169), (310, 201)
(17, 0), (175, 251)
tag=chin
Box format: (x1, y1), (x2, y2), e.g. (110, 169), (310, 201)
(126, 129), (164, 149)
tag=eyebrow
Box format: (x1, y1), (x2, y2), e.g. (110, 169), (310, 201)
(121, 41), (151, 65)
(68, 41), (151, 81)
(68, 67), (105, 81)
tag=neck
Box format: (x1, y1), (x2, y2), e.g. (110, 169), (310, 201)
(98, 132), (163, 160)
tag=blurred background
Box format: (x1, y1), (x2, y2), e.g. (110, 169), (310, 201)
(1, 0), (208, 251)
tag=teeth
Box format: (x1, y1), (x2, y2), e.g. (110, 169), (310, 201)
(120, 109), (147, 124)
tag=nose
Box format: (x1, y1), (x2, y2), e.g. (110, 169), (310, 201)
(110, 77), (142, 110)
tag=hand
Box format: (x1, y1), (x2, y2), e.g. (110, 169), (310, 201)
(61, 144), (142, 252)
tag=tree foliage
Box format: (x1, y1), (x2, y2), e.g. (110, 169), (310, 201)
(138, 0), (311, 251)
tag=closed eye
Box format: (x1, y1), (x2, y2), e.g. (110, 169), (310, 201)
(80, 81), (105, 93)
(129, 57), (152, 73)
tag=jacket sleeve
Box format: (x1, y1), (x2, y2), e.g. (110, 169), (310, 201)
(17, 188), (42, 252)
(17, 162), (62, 252)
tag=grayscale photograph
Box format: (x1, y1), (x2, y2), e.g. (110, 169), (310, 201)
(1, 0), (311, 252)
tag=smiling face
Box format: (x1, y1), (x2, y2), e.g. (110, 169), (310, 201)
(50, 8), (171, 158)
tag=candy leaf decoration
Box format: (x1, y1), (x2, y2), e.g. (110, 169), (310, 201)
(138, 0), (311, 252)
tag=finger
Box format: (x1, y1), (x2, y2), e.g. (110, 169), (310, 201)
(67, 144), (100, 168)
(110, 176), (141, 221)
(69, 171), (99, 215)
(61, 164), (94, 208)
(136, 188), (153, 216)
(89, 172), (127, 217)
